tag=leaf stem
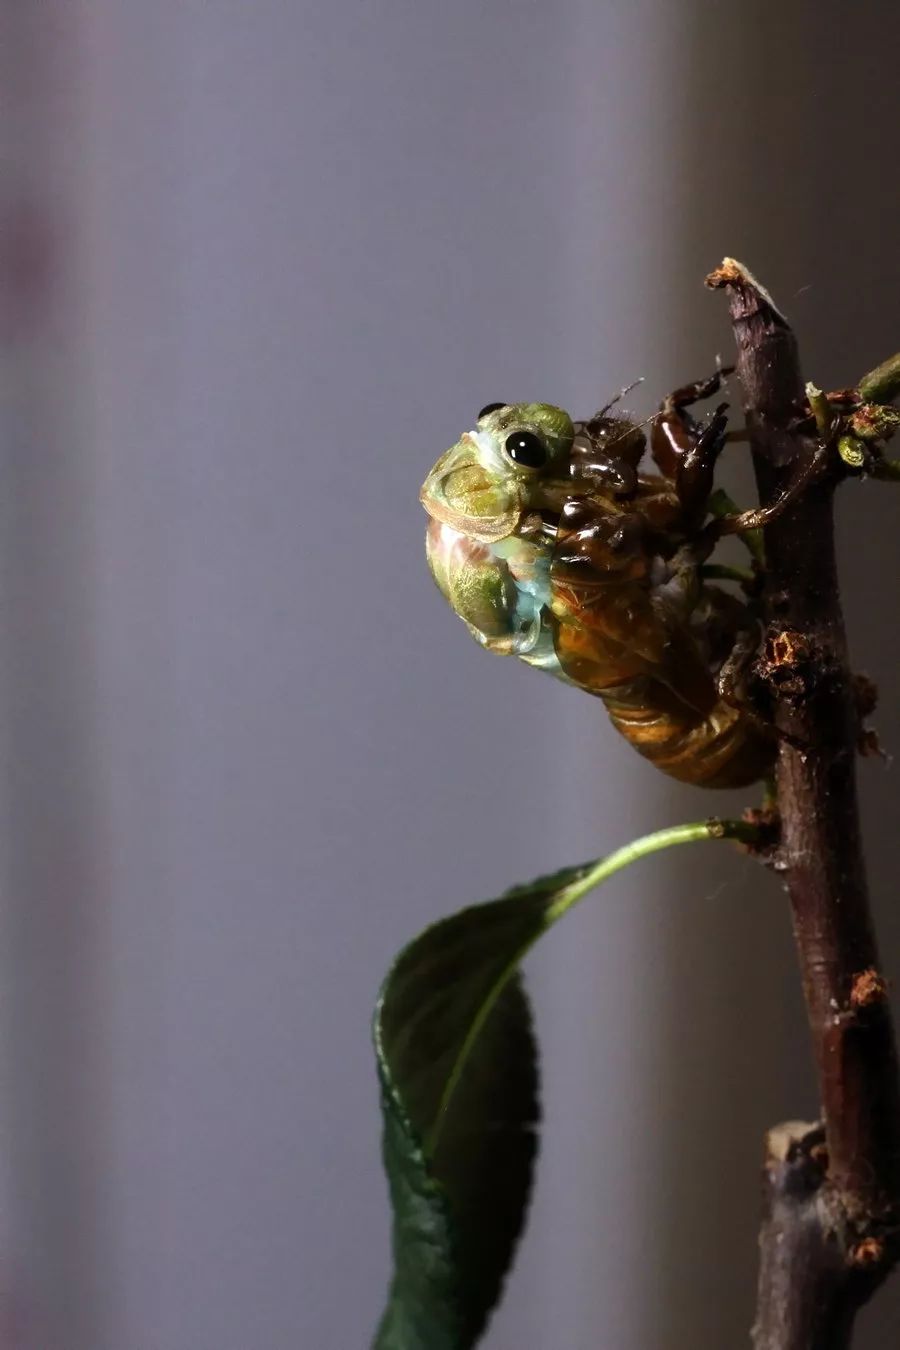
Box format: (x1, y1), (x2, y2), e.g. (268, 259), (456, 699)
(805, 382), (832, 438)
(428, 818), (757, 1154)
(858, 351), (900, 404)
(544, 818), (754, 922)
(700, 562), (757, 587)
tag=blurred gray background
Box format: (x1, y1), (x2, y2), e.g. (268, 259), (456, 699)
(2, 2), (900, 1347)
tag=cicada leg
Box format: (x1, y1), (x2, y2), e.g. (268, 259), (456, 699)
(716, 621), (769, 731)
(652, 368), (736, 530)
(652, 367), (732, 467)
(710, 438), (832, 538)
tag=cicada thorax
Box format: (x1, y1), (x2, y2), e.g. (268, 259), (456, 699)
(568, 414), (645, 496)
(548, 492), (713, 703)
(567, 414), (687, 541)
(548, 488), (775, 788)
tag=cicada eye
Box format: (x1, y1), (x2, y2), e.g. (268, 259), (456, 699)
(477, 402), (508, 420)
(504, 429), (548, 469)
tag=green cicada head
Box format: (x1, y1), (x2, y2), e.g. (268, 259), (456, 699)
(419, 403), (575, 543)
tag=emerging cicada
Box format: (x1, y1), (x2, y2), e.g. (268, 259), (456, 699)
(420, 374), (780, 788)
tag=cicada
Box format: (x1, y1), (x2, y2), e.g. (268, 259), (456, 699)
(420, 374), (780, 789)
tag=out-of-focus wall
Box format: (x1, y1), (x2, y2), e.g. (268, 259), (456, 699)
(1, 3), (899, 1349)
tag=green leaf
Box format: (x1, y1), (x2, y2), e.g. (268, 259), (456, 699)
(373, 820), (757, 1349)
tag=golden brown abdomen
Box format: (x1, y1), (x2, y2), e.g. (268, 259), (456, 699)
(601, 679), (774, 788)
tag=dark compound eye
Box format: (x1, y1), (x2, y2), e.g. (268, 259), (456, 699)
(477, 402), (508, 419)
(504, 430), (548, 469)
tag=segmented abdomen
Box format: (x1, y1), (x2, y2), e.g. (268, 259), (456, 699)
(548, 514), (775, 788)
(599, 678), (774, 788)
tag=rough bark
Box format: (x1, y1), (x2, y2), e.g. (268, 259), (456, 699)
(706, 259), (900, 1349)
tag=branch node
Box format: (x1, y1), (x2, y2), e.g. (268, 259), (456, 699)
(847, 1236), (886, 1269)
(849, 967), (890, 1010)
(758, 628), (814, 700)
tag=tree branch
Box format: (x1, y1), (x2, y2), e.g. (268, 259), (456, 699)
(706, 258), (900, 1349)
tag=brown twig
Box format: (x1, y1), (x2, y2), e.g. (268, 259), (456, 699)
(706, 258), (900, 1349)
